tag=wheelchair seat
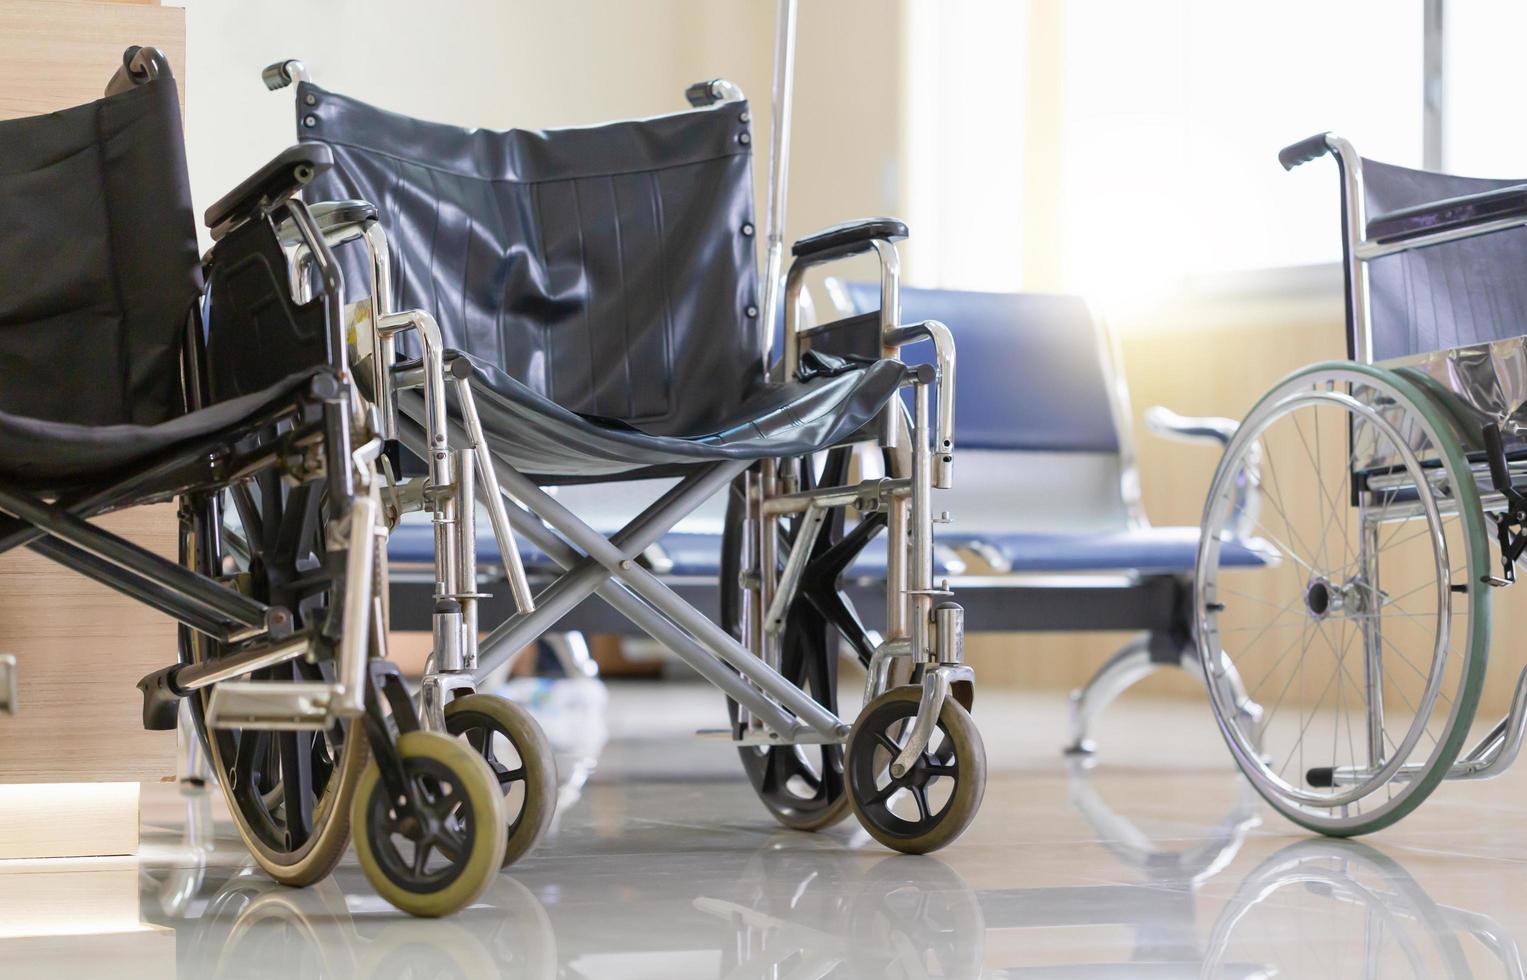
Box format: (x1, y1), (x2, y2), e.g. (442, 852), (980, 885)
(0, 73), (333, 493)
(416, 349), (903, 480)
(0, 371), (318, 491)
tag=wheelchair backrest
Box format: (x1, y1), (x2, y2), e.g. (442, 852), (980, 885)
(832, 282), (1141, 533)
(0, 75), (201, 427)
(1359, 158), (1527, 362)
(297, 83), (763, 437)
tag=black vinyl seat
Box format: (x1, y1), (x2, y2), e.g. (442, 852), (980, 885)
(393, 349), (903, 480)
(0, 70), (332, 493)
(0, 370), (318, 491)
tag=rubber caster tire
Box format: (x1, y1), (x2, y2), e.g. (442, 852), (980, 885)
(444, 693), (558, 867)
(351, 730), (507, 917)
(846, 686), (986, 854)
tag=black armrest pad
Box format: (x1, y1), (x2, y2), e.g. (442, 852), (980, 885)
(1367, 183), (1527, 244)
(205, 143), (335, 233)
(792, 218), (909, 260)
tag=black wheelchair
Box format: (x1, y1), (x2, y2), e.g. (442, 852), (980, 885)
(0, 47), (531, 917)
(260, 8), (983, 853)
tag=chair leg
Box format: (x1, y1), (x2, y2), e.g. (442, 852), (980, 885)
(545, 632), (600, 679)
(1064, 633), (1159, 757)
(176, 700), (210, 786)
(1193, 646), (1265, 753)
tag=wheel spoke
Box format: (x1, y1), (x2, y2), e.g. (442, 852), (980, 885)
(910, 785), (931, 823)
(411, 839), (433, 877)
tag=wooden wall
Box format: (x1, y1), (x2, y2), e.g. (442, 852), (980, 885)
(0, 1), (186, 791)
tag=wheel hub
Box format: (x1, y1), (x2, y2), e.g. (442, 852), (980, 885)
(1304, 576), (1342, 620)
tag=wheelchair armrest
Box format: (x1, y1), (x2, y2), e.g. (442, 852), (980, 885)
(206, 144), (335, 238)
(275, 200), (377, 251)
(1144, 406), (1237, 446)
(1366, 183), (1527, 246)
(792, 218), (909, 262)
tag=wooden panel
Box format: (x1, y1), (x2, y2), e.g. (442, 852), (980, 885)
(0, 0), (184, 121)
(0, 507), (179, 782)
(0, 783), (138, 857)
(0, 1), (187, 796)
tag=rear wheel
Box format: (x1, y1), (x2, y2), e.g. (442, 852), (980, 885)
(182, 451), (369, 886)
(720, 450), (881, 831)
(1196, 363), (1490, 835)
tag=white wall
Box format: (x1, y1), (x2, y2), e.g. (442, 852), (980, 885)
(168, 0), (906, 262)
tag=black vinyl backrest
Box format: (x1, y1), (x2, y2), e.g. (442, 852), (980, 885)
(0, 77), (201, 425)
(298, 82), (763, 436)
(1362, 158), (1527, 361)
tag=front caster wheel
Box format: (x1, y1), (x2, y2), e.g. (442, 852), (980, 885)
(351, 731), (507, 917)
(846, 686), (985, 854)
(444, 693), (558, 867)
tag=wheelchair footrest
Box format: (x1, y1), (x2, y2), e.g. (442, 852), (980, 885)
(205, 680), (337, 731)
(136, 664), (185, 731)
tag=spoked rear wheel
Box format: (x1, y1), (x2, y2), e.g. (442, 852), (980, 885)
(1197, 363), (1490, 835)
(182, 458), (369, 886)
(721, 450), (882, 831)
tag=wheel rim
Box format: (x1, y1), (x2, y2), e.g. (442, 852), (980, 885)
(365, 754), (478, 894)
(1197, 364), (1488, 832)
(722, 450), (879, 826)
(848, 696), (962, 841)
(183, 445), (363, 875)
(452, 716), (532, 840)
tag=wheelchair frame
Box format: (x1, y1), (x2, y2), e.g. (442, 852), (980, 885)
(267, 0), (968, 786)
(1309, 134), (1527, 785)
(1196, 132), (1527, 834)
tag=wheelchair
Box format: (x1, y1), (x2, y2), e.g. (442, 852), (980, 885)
(1196, 131), (1527, 835)
(1, 47), (529, 917)
(260, 0), (982, 854)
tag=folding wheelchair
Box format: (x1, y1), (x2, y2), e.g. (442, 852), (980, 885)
(1, 47), (532, 917)
(262, 1), (982, 853)
(1196, 132), (1527, 834)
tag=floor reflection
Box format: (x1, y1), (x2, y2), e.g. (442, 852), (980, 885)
(19, 687), (1527, 979)
(1204, 838), (1525, 979)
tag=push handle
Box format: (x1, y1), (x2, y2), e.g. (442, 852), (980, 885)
(105, 45), (170, 97)
(1484, 421), (1514, 496)
(262, 59), (309, 91)
(684, 78), (744, 107)
(1278, 132), (1332, 171)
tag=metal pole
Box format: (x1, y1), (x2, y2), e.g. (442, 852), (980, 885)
(759, 0), (798, 370)
(1423, 0), (1444, 171)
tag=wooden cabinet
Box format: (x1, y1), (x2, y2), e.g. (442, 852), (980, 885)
(0, 0), (185, 858)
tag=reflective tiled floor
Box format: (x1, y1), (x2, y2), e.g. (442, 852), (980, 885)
(6, 682), (1527, 977)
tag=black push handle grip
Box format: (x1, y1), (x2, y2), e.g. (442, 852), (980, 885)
(1485, 422), (1513, 494)
(1278, 132), (1332, 171)
(263, 59), (306, 91)
(686, 80), (721, 107)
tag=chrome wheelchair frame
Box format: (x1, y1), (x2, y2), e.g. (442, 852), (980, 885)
(264, 0), (982, 852)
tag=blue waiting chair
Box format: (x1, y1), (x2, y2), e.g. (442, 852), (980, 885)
(388, 281), (1268, 755)
(830, 280), (1272, 754)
